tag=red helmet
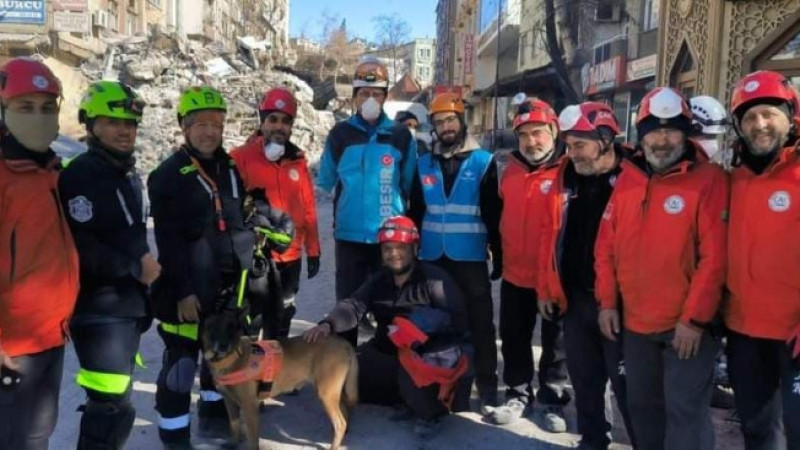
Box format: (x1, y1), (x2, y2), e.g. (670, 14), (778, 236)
(512, 98), (558, 131)
(0, 57), (61, 101)
(558, 101), (620, 135)
(637, 87), (692, 125)
(378, 216), (419, 244)
(730, 70), (800, 119)
(259, 87), (297, 118)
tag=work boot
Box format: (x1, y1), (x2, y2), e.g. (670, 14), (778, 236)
(413, 417), (443, 440)
(540, 404), (567, 433)
(197, 399), (230, 438)
(488, 397), (527, 425)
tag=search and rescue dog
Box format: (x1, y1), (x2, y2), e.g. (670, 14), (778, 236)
(201, 310), (358, 450)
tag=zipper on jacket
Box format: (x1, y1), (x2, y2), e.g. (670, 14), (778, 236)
(9, 228), (16, 282)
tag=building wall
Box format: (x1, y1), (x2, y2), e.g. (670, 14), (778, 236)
(656, 0), (800, 101)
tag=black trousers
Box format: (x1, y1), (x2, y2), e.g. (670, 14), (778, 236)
(0, 346), (64, 450)
(431, 257), (498, 398)
(563, 288), (634, 448)
(260, 259), (302, 339)
(356, 339), (471, 420)
(727, 331), (800, 450)
(154, 324), (225, 443)
(624, 328), (718, 450)
(499, 280), (569, 405)
(334, 240), (383, 346)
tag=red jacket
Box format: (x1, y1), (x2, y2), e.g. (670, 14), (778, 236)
(0, 145), (79, 357)
(499, 152), (559, 289)
(725, 144), (800, 340)
(594, 147), (729, 334)
(231, 136), (320, 263)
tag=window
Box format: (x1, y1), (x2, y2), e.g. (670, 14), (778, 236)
(594, 43), (612, 64)
(643, 0), (659, 32)
(595, 0), (619, 21)
(418, 48), (432, 60)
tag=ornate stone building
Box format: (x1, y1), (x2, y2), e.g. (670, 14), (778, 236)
(658, 0), (800, 102)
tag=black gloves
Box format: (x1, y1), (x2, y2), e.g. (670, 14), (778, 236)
(307, 256), (320, 279)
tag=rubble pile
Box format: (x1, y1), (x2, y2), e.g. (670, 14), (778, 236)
(79, 31), (335, 174)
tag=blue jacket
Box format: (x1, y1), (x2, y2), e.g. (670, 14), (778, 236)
(417, 149), (493, 261)
(317, 113), (417, 243)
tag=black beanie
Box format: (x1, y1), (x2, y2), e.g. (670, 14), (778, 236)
(734, 99), (792, 124)
(637, 115), (692, 142)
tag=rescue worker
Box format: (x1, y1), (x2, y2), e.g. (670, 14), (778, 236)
(148, 86), (255, 448)
(303, 216), (471, 440)
(231, 87), (320, 338)
(595, 87), (728, 450)
(725, 70), (800, 448)
(58, 80), (159, 449)
(317, 57), (418, 346)
(488, 98), (570, 431)
(396, 109), (431, 154)
(408, 92), (502, 413)
(690, 94), (735, 410)
(537, 102), (636, 450)
(690, 95), (731, 164)
(0, 57), (79, 450)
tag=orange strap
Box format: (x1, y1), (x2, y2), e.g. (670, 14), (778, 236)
(397, 348), (469, 410)
(183, 149), (227, 231)
(215, 340), (283, 387)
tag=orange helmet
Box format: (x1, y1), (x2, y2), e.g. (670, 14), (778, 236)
(429, 93), (465, 117)
(353, 58), (389, 89)
(378, 216), (419, 244)
(512, 98), (558, 131)
(730, 70), (800, 119)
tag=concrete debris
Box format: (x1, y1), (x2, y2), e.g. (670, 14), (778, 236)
(78, 30), (335, 174)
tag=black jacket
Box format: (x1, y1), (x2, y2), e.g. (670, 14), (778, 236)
(58, 145), (149, 318)
(147, 146), (255, 322)
(324, 262), (470, 354)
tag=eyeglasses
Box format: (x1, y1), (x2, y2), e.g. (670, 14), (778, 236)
(266, 115), (293, 125)
(433, 115), (459, 128)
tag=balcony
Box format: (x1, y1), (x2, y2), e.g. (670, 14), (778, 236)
(476, 0), (520, 57)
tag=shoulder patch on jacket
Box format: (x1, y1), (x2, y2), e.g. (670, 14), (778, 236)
(68, 196), (93, 222)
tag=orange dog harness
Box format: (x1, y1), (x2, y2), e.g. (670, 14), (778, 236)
(215, 340), (284, 395)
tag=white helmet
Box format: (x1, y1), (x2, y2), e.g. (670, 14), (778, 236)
(690, 95), (729, 136)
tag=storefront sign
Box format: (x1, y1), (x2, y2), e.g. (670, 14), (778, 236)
(54, 0), (88, 11)
(627, 55), (657, 81)
(53, 11), (89, 33)
(582, 56), (626, 95)
(0, 1), (46, 24)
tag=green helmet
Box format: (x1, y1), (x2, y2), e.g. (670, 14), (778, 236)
(177, 86), (227, 123)
(78, 80), (144, 124)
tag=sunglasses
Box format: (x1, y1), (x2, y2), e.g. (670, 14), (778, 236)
(266, 115), (293, 125)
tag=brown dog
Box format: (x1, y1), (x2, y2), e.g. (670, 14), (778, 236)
(202, 309), (358, 450)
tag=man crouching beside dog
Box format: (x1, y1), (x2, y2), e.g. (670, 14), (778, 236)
(304, 215), (474, 441)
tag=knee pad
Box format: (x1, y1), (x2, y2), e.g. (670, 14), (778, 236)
(77, 400), (135, 450)
(161, 348), (197, 394)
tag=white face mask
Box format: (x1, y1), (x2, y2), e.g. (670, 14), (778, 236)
(697, 138), (720, 159)
(360, 97), (382, 122)
(264, 141), (285, 161)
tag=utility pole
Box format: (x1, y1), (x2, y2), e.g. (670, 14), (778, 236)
(491, 0), (502, 150)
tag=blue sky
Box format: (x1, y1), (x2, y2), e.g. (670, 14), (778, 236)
(289, 0), (438, 42)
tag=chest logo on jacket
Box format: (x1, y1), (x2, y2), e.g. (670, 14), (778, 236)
(422, 175), (437, 187)
(768, 190), (791, 212)
(289, 168), (299, 181)
(382, 155), (394, 166)
(663, 195), (685, 215)
(68, 196), (93, 223)
(539, 179), (553, 194)
(461, 169), (476, 181)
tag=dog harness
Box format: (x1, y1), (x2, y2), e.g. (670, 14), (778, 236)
(215, 340), (284, 395)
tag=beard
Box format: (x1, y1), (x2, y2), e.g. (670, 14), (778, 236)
(267, 130), (290, 144)
(521, 146), (553, 165)
(744, 129), (787, 156)
(645, 144), (683, 172)
(439, 130), (459, 146)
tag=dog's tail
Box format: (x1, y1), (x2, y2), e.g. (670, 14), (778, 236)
(342, 347), (359, 408)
